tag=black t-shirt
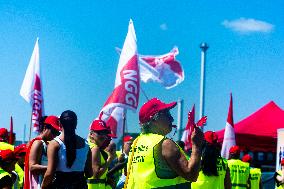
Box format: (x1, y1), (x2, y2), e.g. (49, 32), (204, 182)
(0, 175), (13, 189)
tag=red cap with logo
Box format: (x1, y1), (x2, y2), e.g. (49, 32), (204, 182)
(139, 98), (177, 124)
(0, 149), (17, 161)
(90, 119), (109, 131)
(204, 131), (218, 145)
(229, 145), (240, 154)
(44, 115), (61, 131)
(242, 154), (252, 163)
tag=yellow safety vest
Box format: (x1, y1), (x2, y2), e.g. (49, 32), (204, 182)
(192, 157), (228, 189)
(276, 170), (284, 189)
(249, 167), (261, 189)
(228, 159), (250, 189)
(126, 133), (190, 189)
(87, 139), (108, 189)
(0, 167), (11, 182)
(0, 142), (14, 150)
(14, 163), (24, 189)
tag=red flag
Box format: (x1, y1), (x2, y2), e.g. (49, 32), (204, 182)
(139, 47), (184, 89)
(9, 116), (13, 144)
(20, 38), (44, 132)
(181, 105), (195, 151)
(98, 20), (139, 138)
(221, 93), (236, 158)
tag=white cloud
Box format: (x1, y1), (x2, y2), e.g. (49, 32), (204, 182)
(160, 23), (168, 31)
(222, 18), (274, 34)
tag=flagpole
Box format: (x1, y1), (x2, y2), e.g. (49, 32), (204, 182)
(140, 87), (149, 101)
(177, 98), (184, 140)
(199, 42), (209, 131)
(23, 124), (26, 144)
(121, 110), (127, 153)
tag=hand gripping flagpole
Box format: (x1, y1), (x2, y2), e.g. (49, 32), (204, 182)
(199, 42), (209, 131)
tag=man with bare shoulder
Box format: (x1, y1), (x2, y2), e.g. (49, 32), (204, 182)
(125, 98), (204, 189)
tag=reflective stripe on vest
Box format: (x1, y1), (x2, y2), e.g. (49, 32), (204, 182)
(126, 133), (190, 189)
(228, 159), (250, 189)
(249, 168), (261, 189)
(192, 157), (228, 189)
(0, 168), (10, 180)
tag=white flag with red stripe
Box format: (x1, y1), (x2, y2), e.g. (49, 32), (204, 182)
(221, 93), (236, 159)
(181, 105), (195, 151)
(139, 47), (184, 89)
(20, 38), (44, 132)
(100, 19), (139, 137)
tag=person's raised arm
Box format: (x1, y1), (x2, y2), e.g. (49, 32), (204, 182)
(162, 127), (204, 182)
(91, 146), (115, 178)
(41, 140), (59, 188)
(29, 140), (47, 174)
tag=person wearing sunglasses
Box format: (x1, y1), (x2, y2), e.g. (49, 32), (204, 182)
(125, 98), (204, 189)
(24, 115), (61, 189)
(87, 119), (116, 189)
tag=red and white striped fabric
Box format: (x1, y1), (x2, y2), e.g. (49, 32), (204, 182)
(221, 93), (236, 159)
(181, 105), (195, 151)
(99, 19), (139, 138)
(139, 47), (184, 89)
(20, 38), (44, 132)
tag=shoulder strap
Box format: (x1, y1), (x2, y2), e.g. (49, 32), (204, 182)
(54, 137), (64, 145)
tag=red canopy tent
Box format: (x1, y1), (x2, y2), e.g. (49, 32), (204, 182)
(216, 101), (284, 152)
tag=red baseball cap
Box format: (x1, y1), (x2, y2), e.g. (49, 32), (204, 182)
(242, 154), (252, 163)
(139, 98), (177, 124)
(229, 145), (240, 154)
(123, 135), (133, 142)
(281, 159), (284, 166)
(0, 150), (17, 162)
(204, 131), (218, 144)
(44, 115), (61, 131)
(14, 144), (27, 158)
(90, 120), (110, 131)
(0, 128), (8, 137)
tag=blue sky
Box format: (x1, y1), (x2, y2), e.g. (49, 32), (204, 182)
(0, 0), (283, 141)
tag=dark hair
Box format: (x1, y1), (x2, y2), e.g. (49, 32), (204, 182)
(60, 110), (77, 168)
(201, 143), (220, 176)
(38, 116), (48, 133)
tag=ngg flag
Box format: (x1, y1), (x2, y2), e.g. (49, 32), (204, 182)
(100, 19), (139, 136)
(20, 38), (44, 132)
(139, 47), (184, 89)
(221, 93), (236, 159)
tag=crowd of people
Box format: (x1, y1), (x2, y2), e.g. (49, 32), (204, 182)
(0, 97), (279, 189)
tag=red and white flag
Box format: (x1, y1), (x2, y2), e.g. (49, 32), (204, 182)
(139, 47), (184, 89)
(181, 105), (195, 151)
(221, 93), (236, 159)
(100, 19), (139, 137)
(20, 38), (44, 132)
(99, 107), (124, 140)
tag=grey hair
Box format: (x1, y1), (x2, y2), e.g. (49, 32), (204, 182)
(140, 112), (163, 134)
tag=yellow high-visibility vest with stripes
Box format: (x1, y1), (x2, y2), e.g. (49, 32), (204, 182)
(228, 159), (250, 189)
(126, 133), (190, 189)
